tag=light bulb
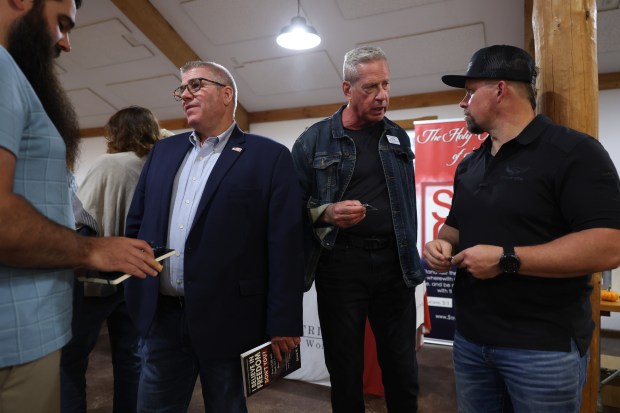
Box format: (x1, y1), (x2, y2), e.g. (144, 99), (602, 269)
(277, 16), (321, 50)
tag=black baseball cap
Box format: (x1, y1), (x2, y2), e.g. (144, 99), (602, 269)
(442, 45), (536, 88)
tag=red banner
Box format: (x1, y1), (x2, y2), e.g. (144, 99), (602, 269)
(414, 119), (487, 343)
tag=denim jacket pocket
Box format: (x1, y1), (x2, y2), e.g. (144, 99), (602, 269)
(312, 154), (341, 169)
(312, 154), (341, 201)
(392, 147), (415, 163)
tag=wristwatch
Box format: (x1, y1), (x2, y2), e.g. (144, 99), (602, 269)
(499, 246), (521, 274)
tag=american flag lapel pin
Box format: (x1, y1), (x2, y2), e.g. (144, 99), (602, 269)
(232, 146), (243, 153)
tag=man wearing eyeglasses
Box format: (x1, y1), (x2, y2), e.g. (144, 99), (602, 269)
(124, 60), (304, 412)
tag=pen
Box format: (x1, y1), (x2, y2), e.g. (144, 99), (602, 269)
(361, 203), (378, 211)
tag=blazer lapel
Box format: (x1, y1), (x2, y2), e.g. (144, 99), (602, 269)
(162, 134), (194, 191)
(190, 126), (246, 230)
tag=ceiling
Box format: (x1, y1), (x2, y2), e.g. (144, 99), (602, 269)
(56, 0), (620, 132)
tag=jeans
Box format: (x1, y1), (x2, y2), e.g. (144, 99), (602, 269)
(137, 296), (247, 413)
(316, 243), (419, 413)
(61, 284), (141, 413)
(453, 330), (588, 413)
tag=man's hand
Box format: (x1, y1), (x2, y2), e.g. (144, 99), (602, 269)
(82, 237), (162, 278)
(423, 239), (454, 272)
(270, 336), (301, 362)
(320, 200), (366, 229)
(451, 245), (503, 280)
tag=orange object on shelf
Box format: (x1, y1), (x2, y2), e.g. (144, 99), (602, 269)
(602, 290), (619, 302)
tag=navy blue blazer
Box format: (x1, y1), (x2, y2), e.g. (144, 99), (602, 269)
(125, 126), (304, 358)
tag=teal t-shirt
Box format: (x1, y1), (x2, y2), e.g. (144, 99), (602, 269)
(0, 46), (74, 367)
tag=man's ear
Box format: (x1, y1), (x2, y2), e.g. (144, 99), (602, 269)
(9, 0), (33, 12)
(342, 81), (351, 100)
(222, 86), (234, 106)
(495, 80), (509, 102)
(497, 81), (508, 96)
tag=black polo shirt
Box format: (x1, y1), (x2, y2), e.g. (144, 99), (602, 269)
(446, 114), (620, 354)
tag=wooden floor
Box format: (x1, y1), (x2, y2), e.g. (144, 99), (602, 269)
(85, 333), (455, 412)
(85, 328), (620, 412)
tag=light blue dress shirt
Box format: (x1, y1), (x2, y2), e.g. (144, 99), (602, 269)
(159, 122), (235, 296)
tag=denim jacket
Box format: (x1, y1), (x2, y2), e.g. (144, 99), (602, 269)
(291, 106), (424, 291)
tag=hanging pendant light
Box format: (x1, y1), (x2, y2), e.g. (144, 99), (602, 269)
(276, 0), (321, 50)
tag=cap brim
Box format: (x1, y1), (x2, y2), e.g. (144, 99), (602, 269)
(441, 75), (468, 88)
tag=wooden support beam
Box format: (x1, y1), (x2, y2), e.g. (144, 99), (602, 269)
(532, 1), (600, 412)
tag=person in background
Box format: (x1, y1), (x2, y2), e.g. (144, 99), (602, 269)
(124, 60), (304, 413)
(423, 44), (620, 412)
(0, 1), (162, 412)
(291, 46), (424, 413)
(160, 128), (175, 138)
(61, 106), (162, 413)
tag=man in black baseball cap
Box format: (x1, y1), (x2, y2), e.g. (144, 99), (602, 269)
(424, 44), (620, 413)
(442, 44), (537, 88)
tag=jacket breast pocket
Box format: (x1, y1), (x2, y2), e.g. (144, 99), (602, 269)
(393, 147), (415, 164)
(312, 154), (341, 200)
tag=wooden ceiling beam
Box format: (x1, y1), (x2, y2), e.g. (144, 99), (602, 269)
(110, 0), (197, 69)
(600, 72), (620, 90)
(247, 90), (464, 124)
(80, 1), (620, 136)
(81, 72), (619, 137)
(109, 0), (249, 130)
(80, 118), (189, 138)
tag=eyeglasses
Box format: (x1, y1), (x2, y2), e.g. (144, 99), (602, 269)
(173, 77), (227, 101)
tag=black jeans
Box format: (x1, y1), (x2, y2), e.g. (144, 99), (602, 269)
(60, 284), (141, 413)
(316, 243), (419, 413)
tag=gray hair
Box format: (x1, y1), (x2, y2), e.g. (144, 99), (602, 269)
(343, 46), (388, 84)
(180, 60), (238, 115)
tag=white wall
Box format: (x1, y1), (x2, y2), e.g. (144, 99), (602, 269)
(249, 104), (463, 151)
(73, 129), (192, 185)
(598, 89), (620, 330)
(74, 92), (620, 329)
(74, 137), (107, 186)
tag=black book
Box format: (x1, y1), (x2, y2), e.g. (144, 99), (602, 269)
(240, 341), (301, 397)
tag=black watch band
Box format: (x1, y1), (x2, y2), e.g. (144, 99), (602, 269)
(499, 246), (521, 274)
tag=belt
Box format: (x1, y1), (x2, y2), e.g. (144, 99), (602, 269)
(159, 294), (185, 308)
(335, 233), (395, 250)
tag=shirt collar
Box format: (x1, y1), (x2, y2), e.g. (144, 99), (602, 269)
(513, 114), (550, 145)
(482, 114), (550, 153)
(188, 122), (236, 152)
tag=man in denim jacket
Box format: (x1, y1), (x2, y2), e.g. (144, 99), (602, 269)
(291, 46), (424, 413)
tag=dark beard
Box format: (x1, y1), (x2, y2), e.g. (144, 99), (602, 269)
(7, 2), (80, 171)
(465, 117), (484, 135)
